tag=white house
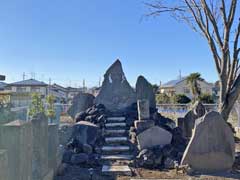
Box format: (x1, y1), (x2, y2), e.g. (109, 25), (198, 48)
(6, 79), (48, 107)
(159, 77), (214, 99)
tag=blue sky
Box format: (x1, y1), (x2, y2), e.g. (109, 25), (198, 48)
(0, 0), (223, 87)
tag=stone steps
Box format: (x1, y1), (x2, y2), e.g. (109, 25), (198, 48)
(104, 129), (127, 136)
(101, 154), (133, 160)
(102, 165), (132, 176)
(105, 123), (126, 128)
(107, 117), (126, 122)
(101, 145), (130, 152)
(105, 137), (128, 144)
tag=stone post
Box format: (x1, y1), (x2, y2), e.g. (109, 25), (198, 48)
(0, 149), (9, 180)
(134, 100), (154, 134)
(0, 120), (32, 180)
(137, 99), (150, 120)
(48, 124), (59, 174)
(31, 113), (49, 180)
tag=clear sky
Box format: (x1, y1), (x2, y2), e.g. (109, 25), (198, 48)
(0, 0), (226, 87)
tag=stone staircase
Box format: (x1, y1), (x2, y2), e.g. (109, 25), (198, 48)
(101, 116), (133, 175)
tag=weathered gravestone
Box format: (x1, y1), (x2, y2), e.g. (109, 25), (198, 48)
(181, 111), (235, 173)
(137, 126), (172, 150)
(136, 75), (156, 109)
(137, 99), (150, 120)
(95, 59), (136, 112)
(68, 92), (95, 119)
(0, 120), (32, 180)
(177, 101), (206, 138)
(135, 100), (155, 134)
(31, 113), (49, 180)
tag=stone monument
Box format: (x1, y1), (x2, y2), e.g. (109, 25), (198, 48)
(181, 111), (235, 173)
(136, 75), (156, 109)
(95, 59), (136, 112)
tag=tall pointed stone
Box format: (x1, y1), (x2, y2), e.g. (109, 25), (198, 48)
(95, 60), (136, 112)
(136, 75), (156, 109)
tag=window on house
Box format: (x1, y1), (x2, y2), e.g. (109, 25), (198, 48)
(183, 88), (190, 94)
(32, 87), (41, 93)
(16, 87), (27, 92)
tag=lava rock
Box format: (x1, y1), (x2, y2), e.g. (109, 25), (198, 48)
(75, 111), (87, 122)
(71, 153), (89, 165)
(83, 144), (93, 154)
(62, 150), (74, 164)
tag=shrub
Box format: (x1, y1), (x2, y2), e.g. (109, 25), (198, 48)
(171, 94), (191, 104)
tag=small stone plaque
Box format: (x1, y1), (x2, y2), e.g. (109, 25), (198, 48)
(137, 100), (150, 120)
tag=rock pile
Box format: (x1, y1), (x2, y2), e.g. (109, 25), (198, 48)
(131, 101), (188, 170)
(75, 104), (107, 127)
(62, 121), (102, 167)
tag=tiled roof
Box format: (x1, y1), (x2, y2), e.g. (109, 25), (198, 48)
(162, 77), (187, 87)
(9, 79), (48, 86)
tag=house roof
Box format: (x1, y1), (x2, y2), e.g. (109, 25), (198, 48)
(0, 82), (7, 89)
(162, 77), (187, 88)
(9, 79), (48, 86)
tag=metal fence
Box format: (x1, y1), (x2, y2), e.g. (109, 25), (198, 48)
(157, 103), (218, 117)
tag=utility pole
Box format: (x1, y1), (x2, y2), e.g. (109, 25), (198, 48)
(179, 70), (182, 80)
(23, 72), (26, 80)
(83, 79), (86, 92)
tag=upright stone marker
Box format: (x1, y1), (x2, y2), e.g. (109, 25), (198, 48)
(137, 100), (150, 120)
(95, 59), (136, 112)
(177, 101), (206, 138)
(136, 75), (156, 109)
(0, 150), (9, 180)
(181, 111), (235, 173)
(31, 113), (49, 180)
(68, 92), (95, 119)
(0, 120), (32, 180)
(48, 124), (59, 173)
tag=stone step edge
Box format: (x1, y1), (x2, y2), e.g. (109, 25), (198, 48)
(102, 165), (132, 176)
(101, 154), (133, 160)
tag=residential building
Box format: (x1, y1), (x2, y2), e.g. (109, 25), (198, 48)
(159, 77), (214, 99)
(66, 87), (86, 103)
(6, 79), (48, 107)
(49, 83), (67, 103)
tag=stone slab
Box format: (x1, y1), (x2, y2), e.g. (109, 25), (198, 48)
(102, 145), (130, 152)
(0, 149), (9, 180)
(48, 124), (59, 172)
(31, 113), (49, 180)
(181, 111), (235, 173)
(105, 123), (126, 128)
(0, 120), (32, 180)
(101, 155), (133, 160)
(105, 137), (128, 144)
(104, 129), (126, 135)
(102, 165), (132, 176)
(137, 126), (172, 150)
(137, 100), (150, 120)
(107, 117), (126, 121)
(134, 120), (155, 134)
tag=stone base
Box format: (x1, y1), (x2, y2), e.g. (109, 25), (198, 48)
(134, 120), (155, 134)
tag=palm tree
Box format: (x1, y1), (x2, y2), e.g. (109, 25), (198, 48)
(186, 73), (204, 101)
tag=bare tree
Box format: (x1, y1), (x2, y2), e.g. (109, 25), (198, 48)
(145, 0), (240, 121)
